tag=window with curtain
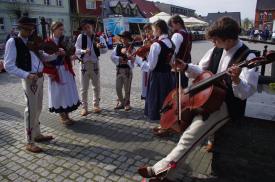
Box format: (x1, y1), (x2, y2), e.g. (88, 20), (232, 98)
(44, 0), (50, 5)
(56, 0), (63, 6)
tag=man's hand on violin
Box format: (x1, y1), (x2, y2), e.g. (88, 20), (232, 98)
(56, 48), (66, 56)
(227, 64), (241, 85)
(96, 43), (105, 48)
(84, 48), (91, 55)
(27, 73), (39, 81)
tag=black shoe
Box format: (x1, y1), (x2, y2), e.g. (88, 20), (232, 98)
(141, 96), (146, 100)
(114, 104), (124, 110)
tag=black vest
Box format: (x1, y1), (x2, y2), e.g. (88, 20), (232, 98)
(81, 34), (100, 58)
(175, 30), (192, 63)
(207, 44), (251, 119)
(153, 40), (174, 73)
(116, 44), (130, 68)
(14, 37), (32, 72)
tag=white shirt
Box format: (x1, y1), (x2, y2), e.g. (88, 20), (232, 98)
(136, 34), (172, 72)
(171, 29), (185, 54)
(186, 40), (259, 100)
(111, 45), (135, 69)
(75, 34), (98, 63)
(4, 35), (43, 79)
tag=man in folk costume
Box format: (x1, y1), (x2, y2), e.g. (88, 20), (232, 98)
(135, 20), (175, 121)
(138, 17), (259, 181)
(4, 17), (53, 153)
(75, 19), (106, 116)
(111, 31), (135, 111)
(42, 22), (81, 125)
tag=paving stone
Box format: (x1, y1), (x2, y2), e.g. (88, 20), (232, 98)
(84, 172), (94, 178)
(53, 175), (65, 182)
(69, 172), (79, 180)
(7, 173), (18, 181)
(29, 174), (40, 182)
(75, 176), (86, 182)
(37, 178), (48, 182)
(53, 167), (64, 174)
(94, 175), (106, 182)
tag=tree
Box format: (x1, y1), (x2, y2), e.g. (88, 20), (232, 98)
(242, 18), (253, 30)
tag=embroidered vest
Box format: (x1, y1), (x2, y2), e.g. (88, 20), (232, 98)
(175, 30), (192, 63)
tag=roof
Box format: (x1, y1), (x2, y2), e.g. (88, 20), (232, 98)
(204, 12), (241, 25)
(256, 0), (275, 10)
(109, 0), (120, 7)
(130, 0), (160, 18)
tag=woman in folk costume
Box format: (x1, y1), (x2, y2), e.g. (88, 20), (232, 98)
(135, 20), (175, 121)
(43, 22), (80, 125)
(140, 23), (155, 100)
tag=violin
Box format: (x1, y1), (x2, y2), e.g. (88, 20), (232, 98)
(27, 34), (59, 55)
(160, 52), (275, 133)
(133, 35), (157, 59)
(132, 44), (151, 59)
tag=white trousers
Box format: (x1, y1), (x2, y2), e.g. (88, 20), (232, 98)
(22, 77), (44, 144)
(79, 61), (100, 109)
(153, 103), (230, 181)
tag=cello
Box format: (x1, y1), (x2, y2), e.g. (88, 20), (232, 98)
(160, 51), (275, 133)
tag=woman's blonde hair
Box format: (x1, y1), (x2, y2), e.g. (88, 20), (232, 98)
(51, 21), (63, 32)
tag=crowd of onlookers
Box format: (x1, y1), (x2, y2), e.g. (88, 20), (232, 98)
(246, 27), (275, 42)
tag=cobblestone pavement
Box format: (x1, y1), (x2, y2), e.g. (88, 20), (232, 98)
(0, 40), (274, 181)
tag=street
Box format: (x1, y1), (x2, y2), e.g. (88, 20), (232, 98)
(0, 40), (275, 182)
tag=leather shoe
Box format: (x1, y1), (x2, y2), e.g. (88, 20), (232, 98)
(93, 106), (102, 113)
(152, 126), (174, 137)
(34, 135), (54, 142)
(26, 144), (43, 153)
(138, 166), (156, 178)
(80, 109), (88, 116)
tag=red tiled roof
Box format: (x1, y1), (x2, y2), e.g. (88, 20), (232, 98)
(131, 0), (160, 18)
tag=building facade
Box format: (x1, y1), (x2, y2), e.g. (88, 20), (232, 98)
(70, 0), (103, 35)
(0, 0), (71, 42)
(130, 0), (160, 18)
(102, 0), (148, 35)
(153, 1), (195, 17)
(255, 0), (275, 30)
(204, 12), (241, 26)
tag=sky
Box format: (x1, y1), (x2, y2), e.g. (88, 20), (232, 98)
(151, 0), (258, 20)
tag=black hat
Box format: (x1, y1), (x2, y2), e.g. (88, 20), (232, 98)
(118, 31), (133, 41)
(17, 16), (36, 28)
(80, 19), (96, 28)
